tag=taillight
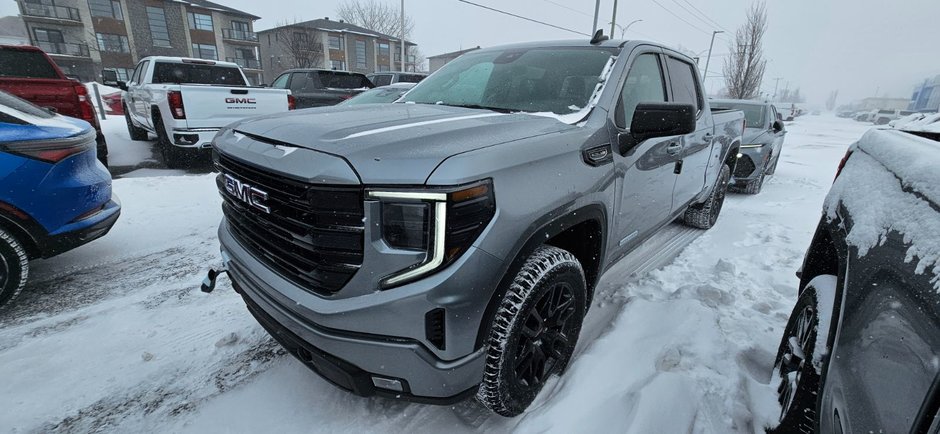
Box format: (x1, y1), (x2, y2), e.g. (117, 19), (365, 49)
(73, 84), (97, 124)
(287, 94), (296, 110)
(834, 149), (854, 182)
(1, 130), (95, 163)
(167, 91), (186, 119)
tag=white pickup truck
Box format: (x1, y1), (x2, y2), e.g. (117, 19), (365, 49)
(119, 57), (294, 167)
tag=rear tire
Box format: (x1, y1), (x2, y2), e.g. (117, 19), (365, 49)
(770, 277), (832, 434)
(124, 108), (148, 141)
(0, 227), (29, 309)
(738, 161), (767, 195)
(683, 164), (731, 229)
(153, 114), (186, 169)
(477, 245), (586, 417)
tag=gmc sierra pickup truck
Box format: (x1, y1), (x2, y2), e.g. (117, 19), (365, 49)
(119, 57), (293, 168)
(203, 38), (745, 416)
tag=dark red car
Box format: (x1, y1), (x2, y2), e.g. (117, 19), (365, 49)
(102, 92), (123, 116)
(0, 45), (109, 167)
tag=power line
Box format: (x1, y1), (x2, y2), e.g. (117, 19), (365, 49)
(679, 0), (731, 33)
(456, 0), (590, 36)
(668, 0), (724, 32)
(541, 0), (592, 18)
(647, 0), (711, 35)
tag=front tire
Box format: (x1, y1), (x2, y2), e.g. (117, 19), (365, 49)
(0, 227), (29, 309)
(477, 245), (587, 417)
(684, 164), (731, 229)
(124, 108), (148, 141)
(771, 276), (833, 433)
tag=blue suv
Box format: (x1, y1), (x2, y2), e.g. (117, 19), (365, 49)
(0, 91), (120, 307)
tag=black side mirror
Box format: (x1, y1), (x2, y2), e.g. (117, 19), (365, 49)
(772, 120), (784, 133)
(619, 102), (696, 154)
(117, 81), (128, 91)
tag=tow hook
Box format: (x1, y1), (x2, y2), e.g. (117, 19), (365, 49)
(201, 264), (229, 293)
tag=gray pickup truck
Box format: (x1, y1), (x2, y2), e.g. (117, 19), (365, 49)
(710, 99), (787, 194)
(204, 38), (744, 416)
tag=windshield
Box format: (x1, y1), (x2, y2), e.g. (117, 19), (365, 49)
(712, 102), (766, 128)
(401, 47), (618, 115)
(152, 62), (246, 86)
(341, 86), (411, 105)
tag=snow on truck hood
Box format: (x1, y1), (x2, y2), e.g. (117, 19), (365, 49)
(227, 103), (574, 184)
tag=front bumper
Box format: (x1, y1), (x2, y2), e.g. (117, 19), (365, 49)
(733, 145), (772, 182)
(172, 128), (219, 149)
(40, 196), (121, 258)
(219, 219), (503, 401)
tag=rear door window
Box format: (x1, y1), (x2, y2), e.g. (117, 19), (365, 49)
(0, 49), (59, 79)
(665, 56), (702, 112)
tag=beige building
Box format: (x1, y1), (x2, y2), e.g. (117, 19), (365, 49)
(257, 17), (418, 85)
(14, 0), (263, 83)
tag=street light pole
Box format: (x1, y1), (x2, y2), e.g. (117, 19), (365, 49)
(702, 30), (723, 81)
(400, 0), (406, 72)
(592, 0), (600, 34)
(610, 0), (618, 37)
(622, 19), (642, 37)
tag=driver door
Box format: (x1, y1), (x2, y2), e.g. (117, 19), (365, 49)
(610, 50), (679, 255)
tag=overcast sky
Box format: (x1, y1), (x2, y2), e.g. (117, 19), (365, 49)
(4, 0), (937, 105)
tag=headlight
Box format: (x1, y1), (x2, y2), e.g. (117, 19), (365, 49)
(368, 179), (495, 288)
(740, 143), (765, 149)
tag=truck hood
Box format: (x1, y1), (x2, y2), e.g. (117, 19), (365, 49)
(229, 103), (573, 184)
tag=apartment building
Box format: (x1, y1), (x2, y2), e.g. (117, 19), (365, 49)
(15, 0), (263, 84)
(257, 17), (418, 85)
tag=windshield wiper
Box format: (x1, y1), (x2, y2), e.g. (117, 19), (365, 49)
(441, 103), (517, 114)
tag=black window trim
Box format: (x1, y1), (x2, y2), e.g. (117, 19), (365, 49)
(663, 53), (704, 119)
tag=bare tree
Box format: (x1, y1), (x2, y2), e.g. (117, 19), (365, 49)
(336, 0), (414, 38)
(273, 20), (324, 69)
(723, 2), (768, 100)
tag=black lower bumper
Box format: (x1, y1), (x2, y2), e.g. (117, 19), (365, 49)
(40, 205), (120, 258)
(235, 280), (477, 406)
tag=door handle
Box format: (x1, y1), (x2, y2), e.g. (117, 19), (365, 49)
(665, 141), (683, 156)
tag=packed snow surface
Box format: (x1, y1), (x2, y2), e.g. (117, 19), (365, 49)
(0, 115), (874, 433)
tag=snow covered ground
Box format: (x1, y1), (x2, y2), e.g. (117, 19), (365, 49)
(0, 115), (874, 433)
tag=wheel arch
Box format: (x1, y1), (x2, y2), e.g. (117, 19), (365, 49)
(0, 203), (44, 259)
(473, 203), (608, 350)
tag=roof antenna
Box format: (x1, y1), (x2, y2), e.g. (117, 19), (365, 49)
(590, 29), (609, 45)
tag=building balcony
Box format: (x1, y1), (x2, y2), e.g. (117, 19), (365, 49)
(37, 41), (90, 58)
(222, 29), (258, 43)
(18, 1), (82, 24)
(226, 57), (261, 70)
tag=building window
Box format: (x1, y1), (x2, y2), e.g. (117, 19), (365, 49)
(331, 60), (345, 70)
(88, 0), (122, 19)
(377, 42), (389, 57)
(187, 12), (213, 31)
(377, 64), (390, 72)
(146, 6), (171, 47)
(355, 40), (366, 69)
(292, 32), (308, 42)
(96, 33), (129, 53)
(191, 43), (217, 60)
(232, 20), (249, 32)
(33, 28), (64, 43)
(328, 35), (343, 50)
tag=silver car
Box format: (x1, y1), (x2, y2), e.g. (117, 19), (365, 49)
(711, 99), (787, 194)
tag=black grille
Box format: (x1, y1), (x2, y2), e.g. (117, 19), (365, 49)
(216, 153), (364, 296)
(734, 154), (756, 178)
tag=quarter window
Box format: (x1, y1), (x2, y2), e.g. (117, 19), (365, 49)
(147, 6), (171, 47)
(618, 53), (667, 129)
(666, 56), (702, 112)
(88, 0), (122, 19)
(96, 33), (129, 53)
(187, 12), (213, 31)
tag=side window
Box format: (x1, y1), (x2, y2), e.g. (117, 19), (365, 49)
(129, 63), (142, 84)
(373, 74), (392, 86)
(288, 72), (309, 93)
(136, 60), (149, 83)
(617, 53), (667, 129)
(271, 73), (289, 89)
(665, 56), (702, 112)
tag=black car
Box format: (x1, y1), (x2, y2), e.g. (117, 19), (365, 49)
(269, 69), (373, 109)
(772, 126), (940, 433)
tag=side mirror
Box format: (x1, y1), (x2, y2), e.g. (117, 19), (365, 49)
(772, 120), (784, 133)
(117, 81), (128, 91)
(619, 102), (696, 154)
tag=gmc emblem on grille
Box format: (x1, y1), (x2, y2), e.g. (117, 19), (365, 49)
(225, 97), (256, 104)
(224, 174), (270, 214)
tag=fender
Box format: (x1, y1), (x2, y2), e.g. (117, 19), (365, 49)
(473, 203), (608, 350)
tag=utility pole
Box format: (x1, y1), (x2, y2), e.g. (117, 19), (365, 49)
(592, 0), (601, 34)
(610, 0), (619, 37)
(400, 0), (406, 72)
(772, 77), (782, 100)
(702, 30), (723, 81)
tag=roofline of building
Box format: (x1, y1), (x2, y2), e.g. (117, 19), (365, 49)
(256, 22), (415, 45)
